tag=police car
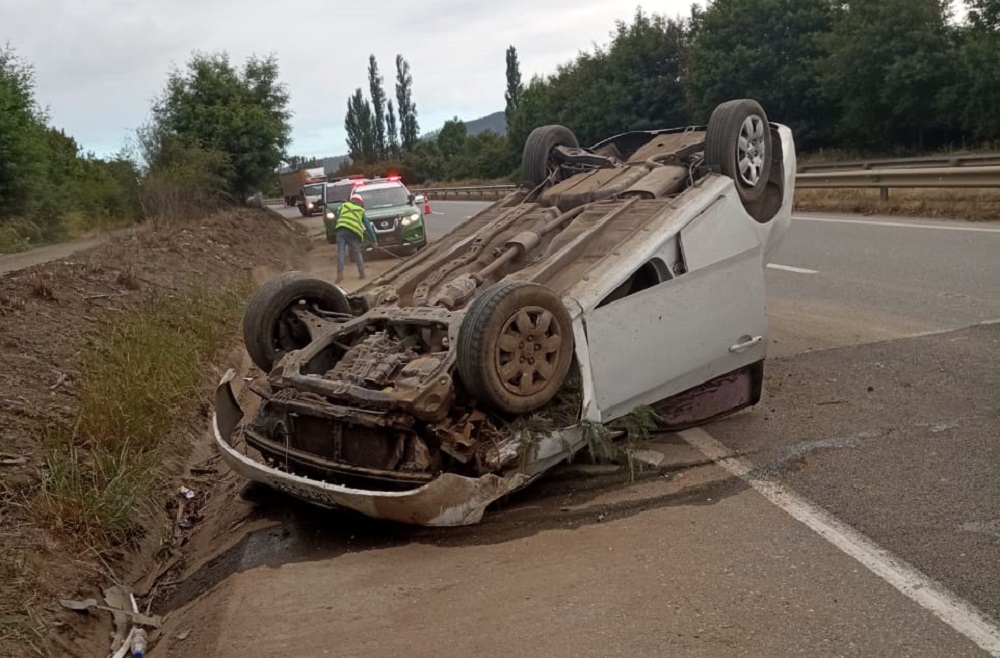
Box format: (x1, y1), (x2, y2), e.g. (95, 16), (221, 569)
(323, 176), (428, 254)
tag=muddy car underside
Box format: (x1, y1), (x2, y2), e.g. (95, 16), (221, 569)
(216, 99), (794, 523)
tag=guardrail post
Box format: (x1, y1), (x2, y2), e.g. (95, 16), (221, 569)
(880, 187), (889, 203)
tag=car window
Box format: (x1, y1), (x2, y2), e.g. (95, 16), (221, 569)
(358, 186), (409, 209)
(325, 184), (353, 203)
(303, 184), (324, 196)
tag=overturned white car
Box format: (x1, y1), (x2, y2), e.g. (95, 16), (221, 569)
(214, 99), (795, 526)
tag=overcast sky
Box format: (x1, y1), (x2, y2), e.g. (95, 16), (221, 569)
(1, 0), (696, 160)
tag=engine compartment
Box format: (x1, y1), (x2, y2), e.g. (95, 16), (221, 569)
(243, 114), (787, 487)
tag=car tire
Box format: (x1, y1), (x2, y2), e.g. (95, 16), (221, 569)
(457, 281), (575, 415)
(522, 125), (579, 187)
(242, 271), (351, 372)
(704, 99), (772, 204)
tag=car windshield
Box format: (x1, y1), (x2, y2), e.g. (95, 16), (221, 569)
(325, 184), (354, 203)
(358, 186), (409, 209)
(303, 184), (324, 197)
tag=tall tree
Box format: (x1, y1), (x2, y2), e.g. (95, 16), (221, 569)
(504, 45), (523, 130)
(507, 76), (555, 162)
(347, 88), (377, 164)
(436, 117), (468, 159)
(507, 10), (689, 150)
(685, 0), (834, 149)
(386, 99), (400, 159)
(150, 51), (292, 201)
(823, 0), (955, 150)
(395, 54), (419, 151)
(0, 45), (47, 220)
(943, 0), (1000, 142)
(968, 0), (1000, 30)
(368, 55), (387, 159)
(344, 91), (363, 162)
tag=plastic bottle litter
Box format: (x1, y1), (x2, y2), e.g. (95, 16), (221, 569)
(130, 628), (148, 657)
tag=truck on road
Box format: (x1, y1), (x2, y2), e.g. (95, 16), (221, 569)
(279, 166), (327, 217)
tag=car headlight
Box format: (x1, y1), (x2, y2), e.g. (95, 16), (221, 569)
(400, 213), (420, 226)
(306, 202), (314, 209)
(326, 212), (335, 219)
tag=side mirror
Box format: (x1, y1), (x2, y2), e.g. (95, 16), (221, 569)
(407, 193), (416, 205)
(414, 194), (425, 205)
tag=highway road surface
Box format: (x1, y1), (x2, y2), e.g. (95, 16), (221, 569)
(155, 203), (1000, 656)
(215, 201), (1000, 657)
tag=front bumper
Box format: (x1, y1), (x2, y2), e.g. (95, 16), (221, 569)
(364, 218), (426, 249)
(212, 370), (529, 526)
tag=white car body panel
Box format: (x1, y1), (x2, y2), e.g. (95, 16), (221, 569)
(214, 117), (797, 526)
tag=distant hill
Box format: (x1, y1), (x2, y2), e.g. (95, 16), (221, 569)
(317, 155), (350, 172)
(422, 110), (506, 141)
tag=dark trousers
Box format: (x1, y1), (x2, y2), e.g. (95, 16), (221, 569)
(336, 228), (364, 278)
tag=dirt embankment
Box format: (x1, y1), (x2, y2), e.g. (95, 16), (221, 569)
(0, 208), (308, 658)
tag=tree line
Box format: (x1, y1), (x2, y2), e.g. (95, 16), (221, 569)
(0, 46), (292, 253)
(379, 0), (1000, 184)
(343, 54), (419, 164)
(3, 1), (998, 251)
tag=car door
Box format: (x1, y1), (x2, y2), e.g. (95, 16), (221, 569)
(582, 196), (769, 424)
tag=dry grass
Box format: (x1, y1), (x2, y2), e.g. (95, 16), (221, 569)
(795, 188), (1000, 221)
(0, 556), (46, 656)
(33, 277), (253, 544)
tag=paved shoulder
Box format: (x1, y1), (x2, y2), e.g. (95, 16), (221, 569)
(708, 323), (1000, 623)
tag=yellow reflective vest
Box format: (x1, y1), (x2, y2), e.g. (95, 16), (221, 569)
(335, 201), (367, 239)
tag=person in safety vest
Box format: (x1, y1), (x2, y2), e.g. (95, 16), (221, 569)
(334, 194), (378, 283)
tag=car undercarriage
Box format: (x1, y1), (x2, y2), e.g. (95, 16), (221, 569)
(214, 98), (795, 525)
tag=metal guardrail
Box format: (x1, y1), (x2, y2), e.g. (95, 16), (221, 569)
(419, 185), (518, 200)
(418, 164), (1000, 204)
(796, 166), (1000, 189)
(798, 153), (1000, 173)
(796, 165), (1000, 201)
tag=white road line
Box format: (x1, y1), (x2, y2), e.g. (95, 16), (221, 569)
(795, 216), (1000, 234)
(767, 264), (818, 274)
(681, 427), (1000, 656)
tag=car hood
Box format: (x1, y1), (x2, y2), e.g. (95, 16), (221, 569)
(365, 206), (420, 221)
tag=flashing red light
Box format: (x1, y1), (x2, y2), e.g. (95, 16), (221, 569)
(386, 175), (401, 181)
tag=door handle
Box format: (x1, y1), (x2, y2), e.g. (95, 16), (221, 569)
(729, 335), (763, 354)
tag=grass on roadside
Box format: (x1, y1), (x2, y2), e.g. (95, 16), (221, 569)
(33, 276), (253, 544)
(795, 188), (1000, 221)
(0, 556), (46, 657)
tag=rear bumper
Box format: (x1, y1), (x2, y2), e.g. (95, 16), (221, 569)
(212, 370), (529, 526)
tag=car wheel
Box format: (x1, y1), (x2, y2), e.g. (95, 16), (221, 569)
(457, 281), (575, 415)
(242, 271), (351, 372)
(522, 125), (579, 187)
(704, 99), (772, 204)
